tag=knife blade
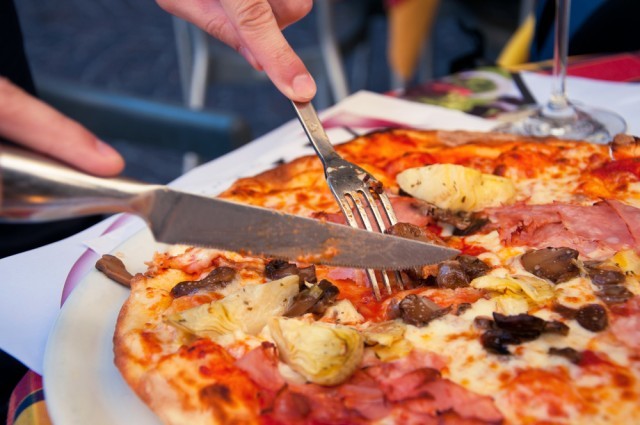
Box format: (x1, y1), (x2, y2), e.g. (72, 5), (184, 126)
(0, 145), (459, 269)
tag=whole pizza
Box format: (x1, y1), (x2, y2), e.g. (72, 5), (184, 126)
(112, 129), (640, 424)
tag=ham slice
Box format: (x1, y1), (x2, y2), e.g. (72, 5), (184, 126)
(611, 296), (640, 350)
(235, 342), (285, 392)
(240, 345), (502, 424)
(606, 200), (640, 245)
(311, 195), (432, 229)
(485, 201), (640, 258)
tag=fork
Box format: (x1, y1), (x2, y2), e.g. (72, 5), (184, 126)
(291, 100), (404, 300)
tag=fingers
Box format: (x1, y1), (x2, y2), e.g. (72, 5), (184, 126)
(0, 78), (124, 177)
(268, 0), (313, 29)
(221, 0), (316, 101)
(157, 0), (316, 101)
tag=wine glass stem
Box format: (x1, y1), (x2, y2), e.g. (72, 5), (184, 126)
(543, 0), (575, 119)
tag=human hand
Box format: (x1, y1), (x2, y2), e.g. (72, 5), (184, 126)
(0, 78), (124, 177)
(157, 0), (317, 102)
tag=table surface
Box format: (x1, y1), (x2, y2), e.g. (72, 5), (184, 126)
(7, 52), (640, 425)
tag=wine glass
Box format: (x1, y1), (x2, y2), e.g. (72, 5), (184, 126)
(499, 0), (626, 143)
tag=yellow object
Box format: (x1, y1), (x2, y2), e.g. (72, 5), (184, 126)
(471, 274), (556, 306)
(396, 164), (516, 212)
(165, 275), (299, 338)
(497, 14), (535, 68)
(269, 317), (364, 385)
(387, 0), (440, 82)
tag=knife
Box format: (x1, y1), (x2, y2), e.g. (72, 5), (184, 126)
(0, 145), (458, 269)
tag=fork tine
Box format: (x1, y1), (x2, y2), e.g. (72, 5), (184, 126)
(292, 100), (409, 300)
(377, 191), (398, 225)
(350, 190), (396, 295)
(361, 189), (407, 291)
(347, 192), (387, 296)
(365, 269), (382, 300)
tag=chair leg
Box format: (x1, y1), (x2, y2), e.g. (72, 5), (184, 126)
(188, 27), (210, 110)
(173, 17), (193, 105)
(316, 0), (350, 104)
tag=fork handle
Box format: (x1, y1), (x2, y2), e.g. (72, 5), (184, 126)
(291, 101), (341, 166)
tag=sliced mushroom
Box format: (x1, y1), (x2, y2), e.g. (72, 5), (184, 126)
(585, 263), (626, 286)
(520, 247), (580, 283)
(478, 312), (571, 355)
(265, 259), (318, 286)
(170, 266), (236, 298)
(95, 254), (134, 288)
(436, 260), (470, 289)
(284, 279), (339, 317)
(409, 198), (489, 235)
(394, 294), (450, 327)
(575, 304), (608, 332)
(595, 285), (634, 305)
(492, 312), (546, 341)
(480, 329), (520, 355)
(457, 255), (490, 280)
(385, 222), (446, 282)
(548, 347), (582, 364)
(265, 259), (300, 280)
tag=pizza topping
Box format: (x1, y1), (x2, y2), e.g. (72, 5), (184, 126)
(478, 312), (569, 354)
(165, 275), (300, 338)
(575, 303), (608, 332)
(471, 274), (555, 306)
(436, 260), (470, 289)
(457, 254), (491, 279)
(397, 163), (516, 212)
(387, 294), (450, 326)
(435, 256), (490, 289)
(268, 317), (364, 386)
(265, 259), (317, 285)
(585, 262), (626, 285)
(385, 221), (446, 245)
(408, 197), (489, 234)
(285, 279), (339, 317)
(610, 296), (640, 350)
(520, 247), (580, 284)
(595, 284), (634, 305)
(235, 342), (285, 392)
(170, 266), (236, 298)
(95, 254), (133, 287)
(321, 299), (365, 325)
(548, 346), (583, 364)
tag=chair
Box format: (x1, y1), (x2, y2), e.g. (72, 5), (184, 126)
(36, 77), (252, 176)
(172, 0), (443, 109)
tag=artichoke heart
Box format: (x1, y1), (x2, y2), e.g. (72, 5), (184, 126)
(612, 250), (640, 276)
(165, 275), (299, 338)
(396, 163), (516, 212)
(471, 274), (555, 306)
(268, 317), (364, 386)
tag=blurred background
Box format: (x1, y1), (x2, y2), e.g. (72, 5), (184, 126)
(14, 0), (524, 183)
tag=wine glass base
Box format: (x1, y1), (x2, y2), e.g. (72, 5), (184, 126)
(498, 104), (627, 144)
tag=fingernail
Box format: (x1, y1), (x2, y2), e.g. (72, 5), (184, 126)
(95, 139), (119, 157)
(292, 74), (316, 101)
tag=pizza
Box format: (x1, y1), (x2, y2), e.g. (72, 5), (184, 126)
(111, 129), (640, 425)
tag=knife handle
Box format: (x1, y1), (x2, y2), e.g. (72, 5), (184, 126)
(0, 144), (158, 222)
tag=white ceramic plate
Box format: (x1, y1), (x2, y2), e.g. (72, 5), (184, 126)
(43, 228), (163, 425)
